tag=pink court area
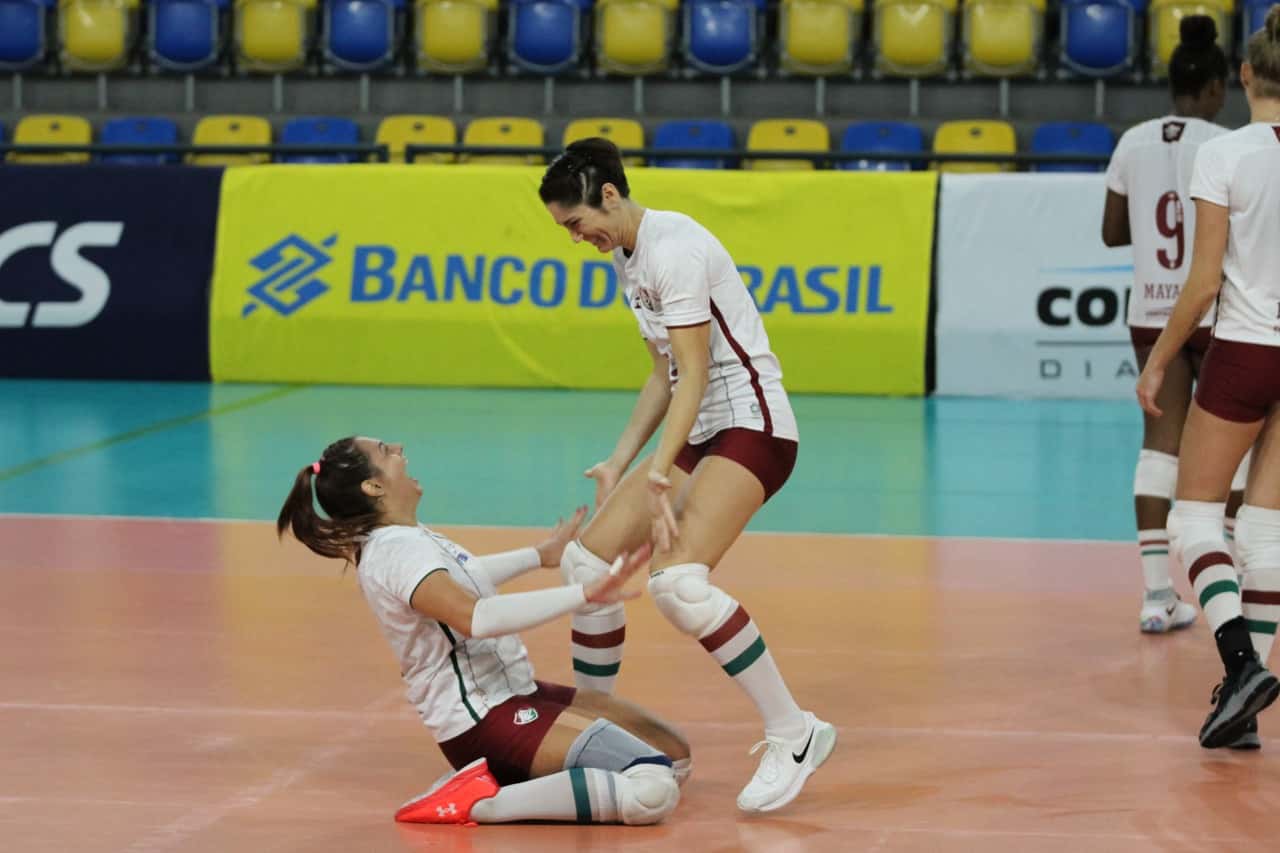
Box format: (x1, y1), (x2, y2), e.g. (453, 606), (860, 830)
(2, 515), (1279, 853)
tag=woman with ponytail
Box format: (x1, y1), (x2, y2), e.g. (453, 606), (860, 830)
(1137, 5), (1280, 751)
(1102, 17), (1248, 642)
(278, 436), (690, 826)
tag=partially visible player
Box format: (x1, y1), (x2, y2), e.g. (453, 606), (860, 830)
(1137, 7), (1280, 749)
(1103, 16), (1248, 634)
(277, 435), (690, 825)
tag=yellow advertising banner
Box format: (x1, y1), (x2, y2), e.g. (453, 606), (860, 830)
(210, 165), (936, 394)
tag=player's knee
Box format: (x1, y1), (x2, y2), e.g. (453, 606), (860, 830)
(565, 719), (670, 774)
(1236, 505), (1280, 571)
(1168, 501), (1226, 553)
(616, 764), (680, 826)
(1134, 449), (1178, 500)
(562, 540), (611, 585)
(647, 564), (734, 638)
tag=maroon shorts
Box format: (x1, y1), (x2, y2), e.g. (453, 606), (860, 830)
(1129, 326), (1213, 358)
(437, 680), (577, 786)
(1194, 338), (1280, 423)
(674, 427), (798, 502)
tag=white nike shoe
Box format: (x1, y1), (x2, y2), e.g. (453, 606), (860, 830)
(1140, 588), (1197, 634)
(736, 711), (837, 813)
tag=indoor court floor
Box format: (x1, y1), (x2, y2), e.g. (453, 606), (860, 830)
(2, 380), (1277, 852)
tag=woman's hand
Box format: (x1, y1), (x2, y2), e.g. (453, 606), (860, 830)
(1136, 363), (1167, 418)
(535, 506), (588, 568)
(584, 460), (624, 510)
(583, 544), (653, 605)
(647, 468), (680, 553)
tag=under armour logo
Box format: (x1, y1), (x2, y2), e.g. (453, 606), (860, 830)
(436, 803), (458, 817)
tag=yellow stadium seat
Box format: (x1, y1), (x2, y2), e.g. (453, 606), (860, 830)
(235, 0), (314, 73)
(874, 0), (957, 77)
(1148, 0), (1232, 79)
(562, 118), (645, 166)
(745, 119), (829, 171)
(933, 119), (1016, 173)
(963, 0), (1045, 77)
(59, 0), (138, 72)
(376, 115), (457, 163)
(416, 0), (491, 73)
(189, 115), (273, 165)
(780, 0), (864, 75)
(7, 114), (92, 164)
(595, 0), (675, 75)
(462, 117), (544, 165)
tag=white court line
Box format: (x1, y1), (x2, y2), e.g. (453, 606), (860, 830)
(0, 701), (1198, 745)
(0, 511), (1131, 546)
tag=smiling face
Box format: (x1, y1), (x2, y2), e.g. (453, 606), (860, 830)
(546, 183), (629, 253)
(352, 437), (422, 521)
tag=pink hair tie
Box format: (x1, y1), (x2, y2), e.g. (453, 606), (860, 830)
(311, 461), (321, 475)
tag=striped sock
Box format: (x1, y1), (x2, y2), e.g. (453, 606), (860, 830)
(469, 768), (619, 823)
(1224, 517), (1239, 568)
(1243, 570), (1280, 666)
(1186, 541), (1242, 632)
(571, 605), (625, 693)
(1138, 529), (1172, 592)
(699, 599), (806, 740)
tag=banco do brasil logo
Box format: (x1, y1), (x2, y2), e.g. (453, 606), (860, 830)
(242, 234), (337, 317)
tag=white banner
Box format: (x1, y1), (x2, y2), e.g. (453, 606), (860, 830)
(936, 174), (1142, 398)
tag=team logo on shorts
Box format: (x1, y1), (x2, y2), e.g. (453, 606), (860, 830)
(513, 707), (539, 726)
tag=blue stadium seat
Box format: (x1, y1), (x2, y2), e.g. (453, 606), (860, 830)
(1059, 0), (1135, 76)
(1245, 0), (1270, 39)
(684, 0), (760, 74)
(838, 121), (925, 171)
(1031, 121), (1114, 172)
(508, 0), (583, 73)
(324, 0), (403, 70)
(98, 117), (181, 164)
(0, 121), (6, 146)
(0, 0), (53, 70)
(652, 119), (736, 169)
(279, 116), (361, 162)
(150, 0), (226, 71)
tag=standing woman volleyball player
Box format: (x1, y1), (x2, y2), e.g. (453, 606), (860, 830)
(1102, 16), (1249, 635)
(277, 436), (691, 825)
(1137, 8), (1280, 749)
(538, 138), (835, 813)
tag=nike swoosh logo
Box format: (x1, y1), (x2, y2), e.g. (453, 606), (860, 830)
(1166, 604), (1177, 617)
(793, 731), (813, 764)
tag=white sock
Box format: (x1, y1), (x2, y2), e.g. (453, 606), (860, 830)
(470, 768), (618, 823)
(1242, 569), (1280, 666)
(567, 543), (626, 693)
(1138, 528), (1171, 592)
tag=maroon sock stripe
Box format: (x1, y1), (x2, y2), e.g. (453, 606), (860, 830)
(1242, 590), (1280, 605)
(1139, 538), (1169, 546)
(1188, 551), (1233, 585)
(700, 605), (751, 653)
(571, 627), (626, 648)
(709, 300), (772, 435)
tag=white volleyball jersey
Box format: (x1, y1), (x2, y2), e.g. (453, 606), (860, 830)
(357, 524), (537, 742)
(1189, 123), (1280, 347)
(1105, 116), (1228, 328)
(612, 209), (799, 444)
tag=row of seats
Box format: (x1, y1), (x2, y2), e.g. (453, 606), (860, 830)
(0, 0), (1273, 79)
(0, 112), (1116, 170)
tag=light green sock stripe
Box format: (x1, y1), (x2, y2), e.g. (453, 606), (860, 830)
(573, 659), (620, 677)
(569, 768), (591, 823)
(1247, 619), (1278, 636)
(1141, 548), (1169, 557)
(723, 636), (767, 677)
(1199, 579), (1241, 610)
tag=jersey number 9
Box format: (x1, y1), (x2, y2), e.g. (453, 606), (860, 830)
(1155, 191), (1184, 271)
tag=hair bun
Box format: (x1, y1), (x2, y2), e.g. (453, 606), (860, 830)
(1179, 14), (1218, 49)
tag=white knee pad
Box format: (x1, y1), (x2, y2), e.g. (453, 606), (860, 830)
(1134, 449), (1178, 500)
(1232, 449), (1252, 493)
(1168, 500), (1227, 553)
(615, 764), (680, 826)
(648, 564), (735, 639)
(1236, 505), (1280, 572)
(562, 540), (611, 585)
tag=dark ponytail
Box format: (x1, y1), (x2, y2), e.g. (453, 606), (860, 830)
(277, 436), (382, 564)
(1169, 15), (1228, 98)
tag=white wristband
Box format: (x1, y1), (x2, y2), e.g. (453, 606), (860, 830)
(470, 547), (542, 586)
(469, 584), (587, 639)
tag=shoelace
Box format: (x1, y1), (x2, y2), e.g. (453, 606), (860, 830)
(747, 739), (784, 783)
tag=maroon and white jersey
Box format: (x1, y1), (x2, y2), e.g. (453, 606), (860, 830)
(1190, 122), (1280, 347)
(612, 209), (799, 444)
(1105, 116), (1228, 328)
